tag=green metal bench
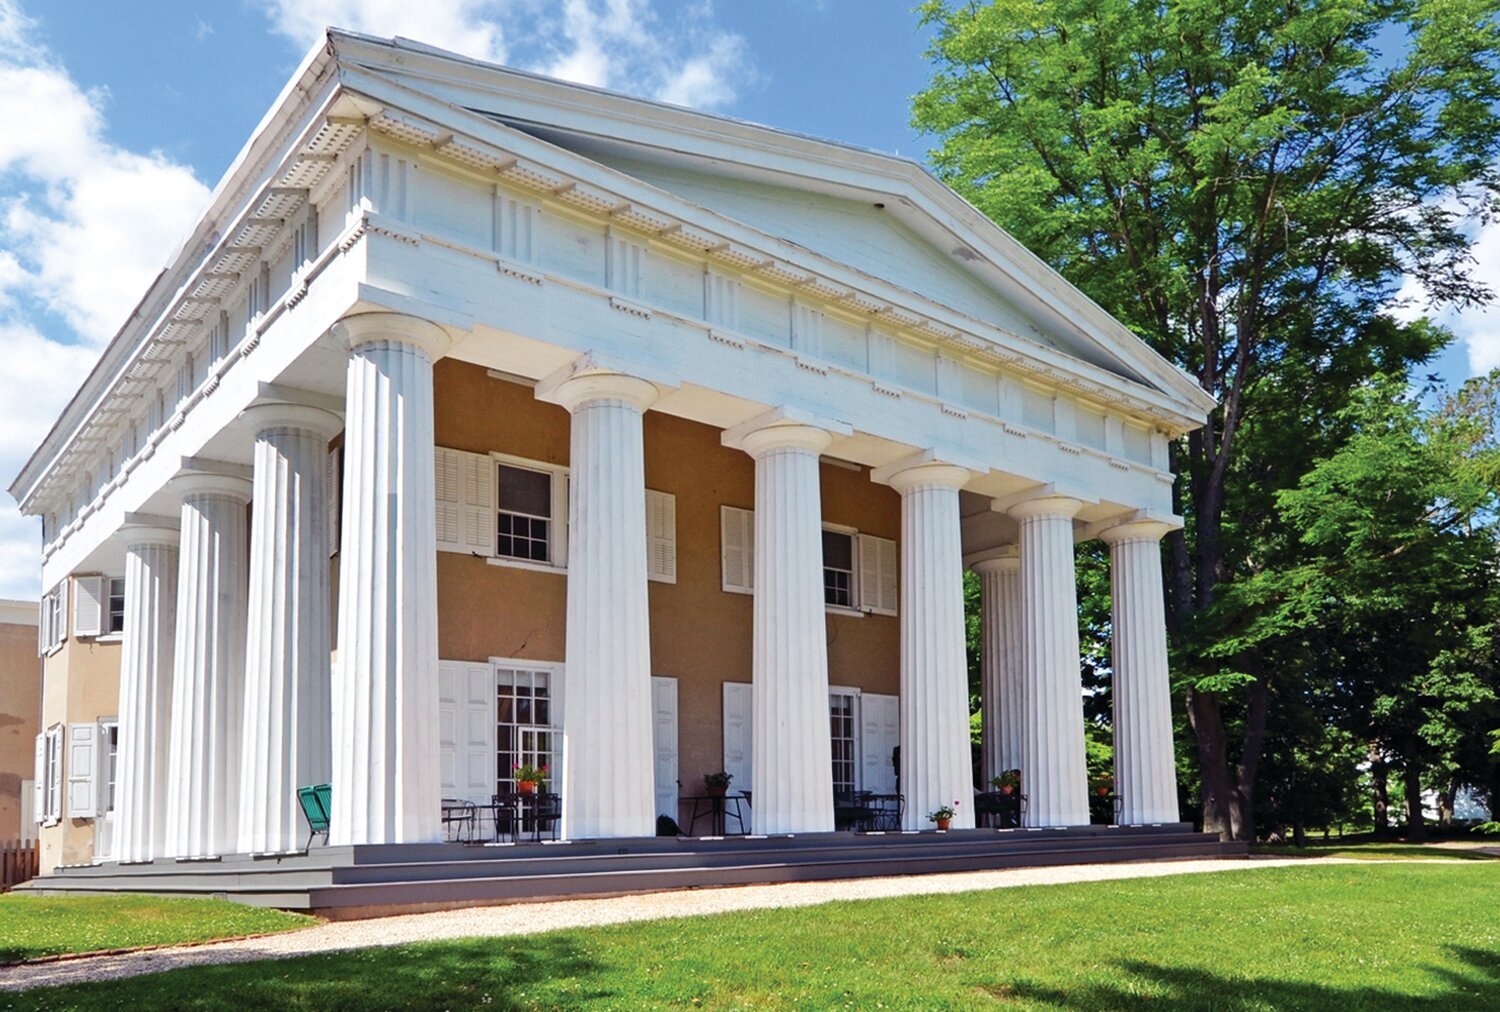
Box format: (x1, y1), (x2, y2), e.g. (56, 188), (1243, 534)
(297, 783), (332, 851)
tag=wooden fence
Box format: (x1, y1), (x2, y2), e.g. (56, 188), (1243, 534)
(1, 839), (40, 890)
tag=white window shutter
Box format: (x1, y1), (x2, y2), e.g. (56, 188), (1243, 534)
(438, 661), (460, 796)
(33, 733), (44, 825)
(435, 447), (464, 552)
(858, 534), (899, 616)
(73, 576), (105, 638)
(67, 723), (97, 818)
(860, 693), (900, 794)
(646, 489), (677, 584)
(326, 445), (342, 557)
(461, 453), (495, 556)
(720, 506), (755, 593)
(46, 726), (63, 823)
(722, 681), (753, 800)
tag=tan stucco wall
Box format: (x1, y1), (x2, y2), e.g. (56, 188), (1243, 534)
(0, 614), (41, 842)
(432, 360), (901, 805)
(38, 629), (121, 870)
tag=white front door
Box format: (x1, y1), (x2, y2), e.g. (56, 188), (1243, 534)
(439, 660), (498, 803)
(860, 693), (900, 795)
(651, 676), (679, 823)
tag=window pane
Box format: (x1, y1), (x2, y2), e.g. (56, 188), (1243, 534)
(822, 530), (853, 570)
(498, 465), (552, 518)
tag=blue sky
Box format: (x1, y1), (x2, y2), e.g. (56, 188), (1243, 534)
(0, 0), (1490, 599)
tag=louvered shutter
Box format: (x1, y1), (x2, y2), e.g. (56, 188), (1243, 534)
(435, 447), (495, 556)
(720, 506), (755, 593)
(646, 490), (677, 584)
(33, 734), (44, 825)
(46, 726), (62, 823)
(434, 447), (465, 552)
(858, 534), (898, 616)
(67, 723), (97, 817)
(461, 453), (495, 556)
(73, 576), (105, 638)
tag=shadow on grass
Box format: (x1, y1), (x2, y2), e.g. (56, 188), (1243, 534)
(1255, 843), (1499, 861)
(1004, 945), (1500, 1011)
(13, 935), (605, 1011)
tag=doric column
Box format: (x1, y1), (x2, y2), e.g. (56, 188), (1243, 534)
(873, 455), (974, 831)
(164, 471), (251, 859)
(1101, 517), (1180, 825)
(537, 362), (661, 840)
(238, 404), (342, 854)
(330, 313), (449, 846)
(723, 410), (847, 834)
(973, 550), (1023, 786)
(1008, 493), (1090, 827)
(113, 517), (179, 862)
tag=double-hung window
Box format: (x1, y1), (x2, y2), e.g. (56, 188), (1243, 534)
(106, 578), (125, 636)
(822, 528), (855, 608)
(496, 464), (554, 563)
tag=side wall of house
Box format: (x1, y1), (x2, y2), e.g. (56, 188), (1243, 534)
(0, 615), (41, 841)
(38, 636), (120, 869)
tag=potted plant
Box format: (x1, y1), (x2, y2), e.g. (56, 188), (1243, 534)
(514, 762), (548, 794)
(704, 771), (733, 798)
(1091, 773), (1114, 798)
(927, 801), (959, 831)
(991, 770), (1021, 795)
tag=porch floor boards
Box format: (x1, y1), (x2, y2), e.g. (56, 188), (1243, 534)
(19, 824), (1246, 917)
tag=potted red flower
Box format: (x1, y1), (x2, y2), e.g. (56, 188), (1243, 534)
(514, 762), (548, 794)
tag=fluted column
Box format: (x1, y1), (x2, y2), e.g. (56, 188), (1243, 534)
(974, 551), (1023, 785)
(164, 472), (251, 859)
(536, 364), (659, 840)
(114, 519), (179, 862)
(331, 313), (448, 846)
(238, 404), (341, 854)
(1010, 494), (1090, 827)
(724, 413), (841, 834)
(1102, 518), (1180, 824)
(874, 457), (973, 830)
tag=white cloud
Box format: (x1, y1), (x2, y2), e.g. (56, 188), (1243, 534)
(0, 0), (211, 599)
(263, 0), (755, 111)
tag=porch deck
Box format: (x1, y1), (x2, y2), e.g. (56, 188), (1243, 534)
(17, 824), (1246, 919)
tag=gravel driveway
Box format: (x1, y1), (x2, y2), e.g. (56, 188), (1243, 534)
(0, 856), (1348, 992)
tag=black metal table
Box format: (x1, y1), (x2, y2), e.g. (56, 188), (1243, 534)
(685, 792), (749, 836)
(484, 792), (562, 843)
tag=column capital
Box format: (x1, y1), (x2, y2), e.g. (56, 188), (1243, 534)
(1095, 511), (1182, 546)
(240, 403), (343, 442)
(994, 484), (1094, 521)
(333, 312), (451, 361)
(722, 406), (851, 458)
(536, 353), (670, 414)
(870, 449), (974, 494)
(968, 545), (1020, 574)
(169, 466), (253, 504)
(117, 513), (180, 548)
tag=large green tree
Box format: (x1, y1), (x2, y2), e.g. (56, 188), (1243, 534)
(915, 0), (1500, 838)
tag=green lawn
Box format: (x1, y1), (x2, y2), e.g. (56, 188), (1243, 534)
(10, 864), (1500, 1010)
(0, 895), (314, 964)
(1254, 840), (1500, 861)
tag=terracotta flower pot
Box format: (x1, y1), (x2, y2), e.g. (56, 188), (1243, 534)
(517, 780), (537, 794)
(1000, 785), (1014, 795)
(707, 784), (727, 798)
(936, 818), (951, 831)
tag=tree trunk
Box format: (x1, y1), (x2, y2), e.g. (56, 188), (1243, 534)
(1230, 676), (1270, 842)
(1371, 756), (1390, 836)
(1187, 688), (1234, 839)
(1404, 756), (1426, 843)
(1293, 816), (1307, 849)
(1437, 777), (1457, 828)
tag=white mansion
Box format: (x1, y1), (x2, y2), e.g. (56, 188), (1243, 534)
(14, 31), (1212, 871)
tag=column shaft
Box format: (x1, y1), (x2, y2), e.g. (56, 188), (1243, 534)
(749, 433), (834, 834)
(240, 409), (338, 854)
(550, 376), (657, 840)
(332, 320), (445, 846)
(976, 557), (1023, 785)
(1107, 527), (1180, 824)
(1015, 501), (1089, 826)
(888, 464), (973, 830)
(114, 528), (178, 862)
(165, 476), (250, 858)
